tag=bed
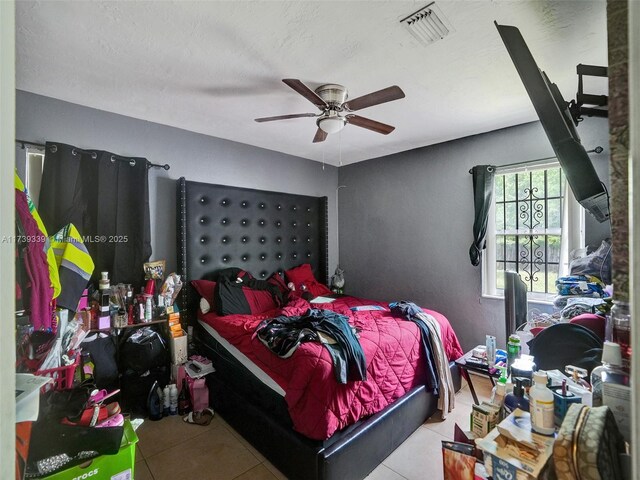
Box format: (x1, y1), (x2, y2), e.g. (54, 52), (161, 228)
(176, 177), (463, 480)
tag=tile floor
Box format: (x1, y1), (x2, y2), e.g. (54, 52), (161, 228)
(134, 375), (494, 480)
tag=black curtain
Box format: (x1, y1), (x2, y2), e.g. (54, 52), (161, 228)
(469, 165), (495, 266)
(39, 142), (152, 288)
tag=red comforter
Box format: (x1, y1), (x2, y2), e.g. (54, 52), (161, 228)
(198, 295), (463, 440)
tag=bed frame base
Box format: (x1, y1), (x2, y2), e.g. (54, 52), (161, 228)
(198, 330), (461, 480)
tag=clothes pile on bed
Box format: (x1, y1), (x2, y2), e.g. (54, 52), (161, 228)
(192, 264), (463, 440)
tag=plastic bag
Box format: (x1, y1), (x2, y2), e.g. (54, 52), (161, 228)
(570, 240), (612, 284)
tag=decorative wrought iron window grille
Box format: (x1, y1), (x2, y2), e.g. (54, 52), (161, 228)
(494, 166), (564, 295)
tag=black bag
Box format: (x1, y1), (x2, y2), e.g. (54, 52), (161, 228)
(82, 334), (119, 389)
(119, 327), (168, 375)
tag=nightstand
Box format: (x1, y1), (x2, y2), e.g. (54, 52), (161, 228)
(455, 349), (500, 404)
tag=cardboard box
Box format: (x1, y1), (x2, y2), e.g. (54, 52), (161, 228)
(170, 331), (188, 365)
(471, 402), (500, 438)
(42, 420), (138, 480)
(476, 409), (555, 480)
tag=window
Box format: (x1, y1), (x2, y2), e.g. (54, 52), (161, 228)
(23, 147), (45, 208)
(482, 161), (584, 302)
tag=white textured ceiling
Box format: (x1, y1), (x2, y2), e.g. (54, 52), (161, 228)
(16, 1), (607, 166)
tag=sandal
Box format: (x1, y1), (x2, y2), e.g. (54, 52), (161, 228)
(89, 388), (120, 406)
(183, 408), (214, 426)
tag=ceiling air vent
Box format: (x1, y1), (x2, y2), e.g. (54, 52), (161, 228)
(400, 2), (454, 46)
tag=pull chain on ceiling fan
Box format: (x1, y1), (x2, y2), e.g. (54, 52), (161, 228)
(255, 79), (405, 143)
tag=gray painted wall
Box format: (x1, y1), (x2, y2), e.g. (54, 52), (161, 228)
(15, 91), (340, 278)
(15, 90), (610, 352)
(338, 118), (611, 351)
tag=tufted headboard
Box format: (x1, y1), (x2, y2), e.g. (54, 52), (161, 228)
(176, 177), (329, 322)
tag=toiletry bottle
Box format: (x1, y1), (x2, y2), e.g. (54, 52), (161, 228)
(529, 371), (555, 435)
(99, 271), (110, 290)
(610, 302), (631, 371)
(486, 335), (497, 369)
(503, 377), (530, 415)
(145, 295), (153, 322)
(591, 341), (631, 442)
(506, 334), (521, 375)
(169, 384), (178, 415)
(178, 378), (191, 415)
(490, 366), (508, 403)
(163, 385), (171, 416)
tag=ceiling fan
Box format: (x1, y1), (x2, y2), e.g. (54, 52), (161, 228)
(255, 79), (405, 143)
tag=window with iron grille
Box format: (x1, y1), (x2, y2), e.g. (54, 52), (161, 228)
(483, 161), (584, 301)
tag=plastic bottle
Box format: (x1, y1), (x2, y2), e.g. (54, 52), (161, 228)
(163, 385), (171, 416)
(503, 377), (530, 415)
(506, 334), (521, 375)
(144, 295), (153, 322)
(486, 335), (497, 369)
(529, 371), (555, 435)
(490, 366), (508, 403)
(178, 378), (191, 415)
(169, 384), (178, 415)
(591, 341), (631, 442)
(610, 301), (631, 371)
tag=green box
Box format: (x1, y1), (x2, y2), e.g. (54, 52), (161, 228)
(42, 420), (138, 480)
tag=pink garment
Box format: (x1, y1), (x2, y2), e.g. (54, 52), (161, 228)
(199, 295), (463, 440)
(15, 189), (54, 330)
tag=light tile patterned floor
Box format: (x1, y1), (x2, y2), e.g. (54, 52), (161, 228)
(134, 375), (493, 480)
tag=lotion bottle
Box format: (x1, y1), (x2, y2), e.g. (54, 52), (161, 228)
(591, 341), (631, 442)
(529, 371), (555, 435)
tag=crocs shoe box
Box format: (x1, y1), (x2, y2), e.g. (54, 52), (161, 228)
(170, 331), (188, 365)
(42, 420), (138, 480)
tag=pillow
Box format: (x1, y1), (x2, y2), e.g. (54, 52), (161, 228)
(243, 288), (279, 315)
(191, 279), (216, 302)
(191, 280), (216, 313)
(200, 297), (211, 314)
(285, 263), (332, 297)
(214, 281), (279, 316)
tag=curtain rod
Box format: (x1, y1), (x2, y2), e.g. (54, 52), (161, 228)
(468, 146), (604, 174)
(15, 139), (171, 171)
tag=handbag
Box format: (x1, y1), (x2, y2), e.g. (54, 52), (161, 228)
(119, 327), (168, 374)
(553, 403), (625, 479)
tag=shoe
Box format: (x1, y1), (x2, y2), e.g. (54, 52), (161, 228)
(61, 402), (121, 427)
(183, 408), (214, 426)
(96, 413), (124, 428)
(88, 388), (120, 405)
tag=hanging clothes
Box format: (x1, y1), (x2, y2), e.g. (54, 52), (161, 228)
(15, 172), (61, 299)
(390, 301), (456, 418)
(50, 224), (95, 311)
(15, 188), (54, 330)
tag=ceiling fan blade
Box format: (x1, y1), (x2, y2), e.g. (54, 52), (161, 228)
(313, 128), (328, 143)
(283, 79), (328, 109)
(346, 115), (395, 134)
(343, 86), (405, 111)
(255, 113), (317, 123)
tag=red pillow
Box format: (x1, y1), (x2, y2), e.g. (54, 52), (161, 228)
(285, 264), (332, 297)
(243, 287), (278, 315)
(191, 280), (216, 302)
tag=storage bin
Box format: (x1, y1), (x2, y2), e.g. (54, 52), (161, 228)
(36, 356), (79, 392)
(40, 420), (138, 480)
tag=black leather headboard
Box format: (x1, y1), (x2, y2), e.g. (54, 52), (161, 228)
(177, 177), (328, 321)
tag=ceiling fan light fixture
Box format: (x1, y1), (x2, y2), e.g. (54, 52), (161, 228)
(317, 116), (346, 134)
